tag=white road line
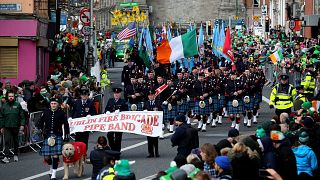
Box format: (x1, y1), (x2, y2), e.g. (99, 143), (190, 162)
(21, 133), (173, 180)
(262, 96), (270, 104)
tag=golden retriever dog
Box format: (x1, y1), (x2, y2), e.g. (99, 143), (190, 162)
(62, 142), (86, 180)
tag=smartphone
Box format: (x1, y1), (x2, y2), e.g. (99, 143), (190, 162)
(259, 169), (270, 178)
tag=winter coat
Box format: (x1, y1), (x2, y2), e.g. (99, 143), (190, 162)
(0, 101), (25, 128)
(171, 123), (191, 157)
(274, 140), (298, 180)
(292, 145), (318, 176)
(261, 136), (276, 169)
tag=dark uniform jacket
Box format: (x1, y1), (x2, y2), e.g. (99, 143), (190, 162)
(104, 98), (127, 112)
(121, 65), (136, 86)
(143, 99), (162, 111)
(193, 80), (209, 100)
(71, 99), (96, 118)
(226, 78), (245, 101)
(37, 108), (69, 138)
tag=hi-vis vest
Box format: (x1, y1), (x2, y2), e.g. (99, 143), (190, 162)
(269, 84), (297, 109)
(301, 72), (316, 94)
(96, 167), (115, 180)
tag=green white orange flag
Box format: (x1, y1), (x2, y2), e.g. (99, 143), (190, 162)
(157, 29), (198, 64)
(269, 50), (284, 64)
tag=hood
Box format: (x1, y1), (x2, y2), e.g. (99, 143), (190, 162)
(293, 145), (312, 158)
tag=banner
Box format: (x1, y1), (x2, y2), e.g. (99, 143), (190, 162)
(68, 111), (164, 137)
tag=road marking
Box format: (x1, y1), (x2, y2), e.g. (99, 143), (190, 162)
(262, 96), (270, 104)
(21, 133), (173, 180)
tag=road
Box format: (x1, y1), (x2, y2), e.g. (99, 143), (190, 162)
(0, 63), (274, 180)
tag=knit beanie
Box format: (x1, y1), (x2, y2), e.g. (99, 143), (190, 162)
(114, 160), (131, 176)
(215, 156), (231, 170)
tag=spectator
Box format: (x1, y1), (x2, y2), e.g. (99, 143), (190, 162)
(171, 115), (195, 157)
(214, 156), (233, 180)
(200, 143), (218, 178)
(90, 136), (120, 180)
(292, 131), (318, 177)
(0, 91), (25, 163)
(113, 160), (136, 180)
(270, 130), (298, 180)
(228, 142), (259, 180)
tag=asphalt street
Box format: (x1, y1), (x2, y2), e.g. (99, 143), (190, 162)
(0, 63), (275, 180)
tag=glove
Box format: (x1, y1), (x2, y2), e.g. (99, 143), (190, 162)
(269, 105), (274, 109)
(162, 101), (168, 105)
(68, 117), (72, 121)
(105, 111), (110, 114)
(115, 109), (120, 113)
(144, 110), (148, 112)
(86, 115), (91, 118)
(64, 134), (70, 142)
(121, 82), (124, 86)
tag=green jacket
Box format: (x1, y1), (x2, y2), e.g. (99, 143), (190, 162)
(0, 101), (25, 128)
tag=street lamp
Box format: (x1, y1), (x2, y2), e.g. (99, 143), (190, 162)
(87, 46), (94, 75)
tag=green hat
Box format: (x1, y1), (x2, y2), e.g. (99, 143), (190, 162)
(256, 126), (266, 138)
(114, 160), (131, 176)
(80, 75), (88, 82)
(165, 166), (178, 174)
(301, 101), (312, 110)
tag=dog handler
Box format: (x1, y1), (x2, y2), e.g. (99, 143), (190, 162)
(37, 97), (70, 180)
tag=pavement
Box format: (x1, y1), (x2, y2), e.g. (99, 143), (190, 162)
(0, 63), (275, 180)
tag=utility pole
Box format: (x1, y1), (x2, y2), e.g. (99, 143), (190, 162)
(86, 0), (94, 75)
(56, 0), (61, 34)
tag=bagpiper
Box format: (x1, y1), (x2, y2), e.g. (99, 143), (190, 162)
(174, 69), (189, 117)
(225, 71), (245, 131)
(125, 74), (144, 111)
(161, 76), (177, 133)
(207, 68), (221, 127)
(193, 72), (210, 132)
(243, 68), (255, 127)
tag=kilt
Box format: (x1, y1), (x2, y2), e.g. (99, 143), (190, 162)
(254, 92), (262, 107)
(128, 102), (143, 111)
(188, 99), (195, 110)
(162, 104), (177, 122)
(39, 135), (63, 156)
(218, 94), (226, 109)
(194, 100), (211, 115)
(176, 100), (188, 114)
(209, 96), (219, 112)
(243, 96), (255, 111)
(227, 99), (244, 115)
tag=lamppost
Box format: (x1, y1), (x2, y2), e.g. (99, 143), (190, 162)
(87, 46), (94, 75)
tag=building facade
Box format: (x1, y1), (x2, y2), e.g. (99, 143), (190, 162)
(147, 0), (245, 28)
(0, 0), (49, 85)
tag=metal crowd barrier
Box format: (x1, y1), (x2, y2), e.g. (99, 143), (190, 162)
(264, 63), (305, 87)
(0, 91), (106, 154)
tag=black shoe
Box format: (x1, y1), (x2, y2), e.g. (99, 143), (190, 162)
(146, 155), (154, 158)
(155, 154), (160, 158)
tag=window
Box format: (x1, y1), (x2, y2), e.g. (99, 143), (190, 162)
(253, 0), (260, 8)
(0, 47), (18, 78)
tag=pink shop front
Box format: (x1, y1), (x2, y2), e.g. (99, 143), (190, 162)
(0, 19), (49, 85)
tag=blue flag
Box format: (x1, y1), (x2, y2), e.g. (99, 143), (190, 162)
(198, 23), (204, 57)
(167, 25), (172, 41)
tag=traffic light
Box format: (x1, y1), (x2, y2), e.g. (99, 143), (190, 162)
(265, 16), (270, 32)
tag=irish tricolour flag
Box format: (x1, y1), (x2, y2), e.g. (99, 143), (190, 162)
(269, 50), (284, 64)
(157, 29), (198, 64)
